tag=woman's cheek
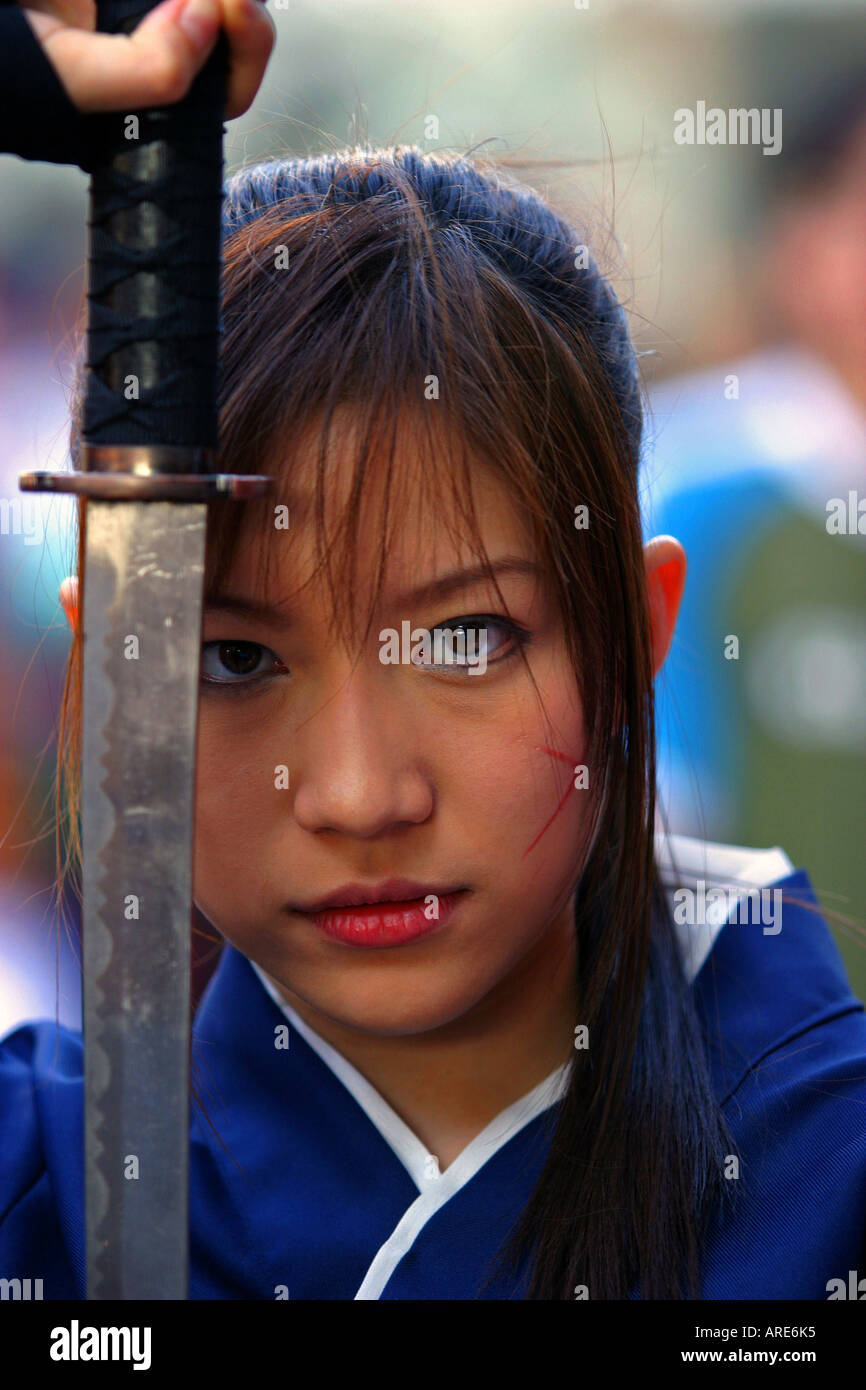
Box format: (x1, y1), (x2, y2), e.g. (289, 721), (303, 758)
(193, 724), (277, 908)
(505, 665), (586, 845)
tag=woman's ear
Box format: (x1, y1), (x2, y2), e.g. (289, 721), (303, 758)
(59, 576), (79, 633)
(643, 536), (686, 678)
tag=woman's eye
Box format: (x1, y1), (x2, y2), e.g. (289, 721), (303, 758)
(411, 615), (530, 672)
(200, 640), (287, 687)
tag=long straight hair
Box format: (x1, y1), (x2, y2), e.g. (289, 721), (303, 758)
(58, 145), (734, 1299)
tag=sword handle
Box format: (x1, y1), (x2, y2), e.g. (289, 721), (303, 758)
(19, 0), (271, 503)
(83, 0), (226, 456)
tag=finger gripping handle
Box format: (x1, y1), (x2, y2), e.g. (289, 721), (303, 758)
(82, 0), (228, 458)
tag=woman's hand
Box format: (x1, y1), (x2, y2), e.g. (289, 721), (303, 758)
(22, 0), (276, 119)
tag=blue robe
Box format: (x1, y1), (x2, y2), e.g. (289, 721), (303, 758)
(2, 850), (865, 1299)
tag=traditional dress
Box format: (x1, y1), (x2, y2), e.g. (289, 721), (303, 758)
(2, 836), (865, 1299)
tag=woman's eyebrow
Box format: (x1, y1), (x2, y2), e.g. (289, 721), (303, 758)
(392, 556), (540, 607)
(203, 594), (293, 624)
(203, 557), (540, 624)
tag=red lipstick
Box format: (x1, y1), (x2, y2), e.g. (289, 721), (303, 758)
(294, 880), (466, 948)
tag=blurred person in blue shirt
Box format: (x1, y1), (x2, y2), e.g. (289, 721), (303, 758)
(643, 76), (866, 988)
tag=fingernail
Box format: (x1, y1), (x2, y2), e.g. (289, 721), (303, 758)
(178, 0), (219, 46)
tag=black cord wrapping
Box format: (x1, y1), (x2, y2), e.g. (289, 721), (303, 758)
(82, 0), (227, 456)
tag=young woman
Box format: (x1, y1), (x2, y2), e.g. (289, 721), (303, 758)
(1, 11), (865, 1301)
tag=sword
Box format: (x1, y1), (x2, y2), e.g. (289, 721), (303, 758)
(19, 0), (270, 1298)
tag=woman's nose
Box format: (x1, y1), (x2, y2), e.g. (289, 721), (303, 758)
(289, 665), (434, 839)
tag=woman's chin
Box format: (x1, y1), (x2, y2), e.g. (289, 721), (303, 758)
(282, 973), (491, 1039)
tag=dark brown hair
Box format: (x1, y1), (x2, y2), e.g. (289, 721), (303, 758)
(59, 144), (734, 1299)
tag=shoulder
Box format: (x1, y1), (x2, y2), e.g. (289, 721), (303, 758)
(660, 835), (866, 1295)
(0, 1023), (82, 1239)
(661, 832), (866, 1115)
(670, 835), (866, 1186)
(0, 1017), (82, 1077)
(700, 875), (866, 1138)
(0, 1020), (83, 1296)
(659, 834), (866, 1085)
(0, 1020), (82, 1200)
(695, 872), (864, 1100)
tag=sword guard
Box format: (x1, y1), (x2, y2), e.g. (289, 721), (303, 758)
(19, 444), (272, 501)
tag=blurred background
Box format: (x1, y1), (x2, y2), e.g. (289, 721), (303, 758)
(1, 0), (864, 1031)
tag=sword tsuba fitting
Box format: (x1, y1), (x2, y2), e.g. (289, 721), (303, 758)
(19, 444), (272, 501)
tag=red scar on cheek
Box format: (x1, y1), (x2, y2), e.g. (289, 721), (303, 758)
(521, 745), (582, 857)
(534, 744), (574, 766)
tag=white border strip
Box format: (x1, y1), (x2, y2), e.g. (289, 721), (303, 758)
(252, 963), (439, 1192)
(354, 1063), (570, 1300)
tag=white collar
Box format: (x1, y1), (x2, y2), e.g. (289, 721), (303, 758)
(659, 832), (793, 980)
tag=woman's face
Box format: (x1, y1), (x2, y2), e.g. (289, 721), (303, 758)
(192, 410), (594, 1037)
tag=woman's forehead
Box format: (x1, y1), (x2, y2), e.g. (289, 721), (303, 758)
(226, 485), (537, 607)
(224, 406), (539, 597)
(267, 402), (508, 505)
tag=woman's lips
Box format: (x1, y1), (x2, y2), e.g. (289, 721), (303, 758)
(300, 890), (465, 947)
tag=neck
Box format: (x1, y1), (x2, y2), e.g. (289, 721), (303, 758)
(268, 900), (577, 1168)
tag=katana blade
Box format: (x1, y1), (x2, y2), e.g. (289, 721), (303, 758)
(81, 500), (206, 1299)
